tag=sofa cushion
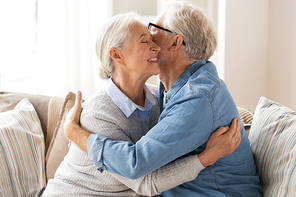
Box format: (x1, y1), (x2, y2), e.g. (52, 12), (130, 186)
(0, 91), (51, 138)
(0, 98), (46, 196)
(249, 97), (296, 196)
(237, 107), (254, 136)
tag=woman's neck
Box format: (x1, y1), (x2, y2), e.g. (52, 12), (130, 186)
(112, 74), (147, 107)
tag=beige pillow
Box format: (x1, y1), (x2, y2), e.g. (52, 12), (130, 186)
(45, 92), (76, 181)
(0, 98), (46, 196)
(249, 97), (296, 196)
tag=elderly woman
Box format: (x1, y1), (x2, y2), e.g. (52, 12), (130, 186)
(43, 12), (240, 196)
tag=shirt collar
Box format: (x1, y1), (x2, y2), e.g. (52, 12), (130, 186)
(160, 60), (206, 107)
(105, 78), (157, 118)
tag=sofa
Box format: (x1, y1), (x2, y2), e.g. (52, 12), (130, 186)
(0, 91), (76, 196)
(0, 91), (295, 196)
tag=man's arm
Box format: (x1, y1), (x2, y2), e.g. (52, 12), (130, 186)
(65, 91), (241, 174)
(64, 91), (90, 153)
(109, 123), (240, 196)
(64, 91), (240, 195)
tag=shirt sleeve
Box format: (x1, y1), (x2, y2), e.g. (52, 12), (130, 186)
(88, 94), (213, 179)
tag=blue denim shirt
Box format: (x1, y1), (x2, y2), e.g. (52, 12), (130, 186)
(88, 60), (262, 196)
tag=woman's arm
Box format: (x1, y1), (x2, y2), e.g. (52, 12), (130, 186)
(65, 92), (241, 166)
(65, 91), (241, 196)
(110, 122), (240, 196)
(111, 154), (203, 196)
(67, 117), (240, 196)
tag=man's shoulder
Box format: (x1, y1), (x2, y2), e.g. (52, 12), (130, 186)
(185, 63), (222, 96)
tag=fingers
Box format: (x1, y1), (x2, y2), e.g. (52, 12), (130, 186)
(221, 118), (241, 147)
(227, 118), (238, 137)
(65, 91), (83, 125)
(234, 120), (241, 145)
(72, 91), (83, 116)
(75, 91), (82, 108)
(212, 126), (229, 137)
(230, 119), (241, 149)
(227, 119), (241, 154)
(234, 134), (241, 149)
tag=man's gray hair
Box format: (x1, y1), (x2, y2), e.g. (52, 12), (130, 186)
(96, 12), (141, 79)
(161, 1), (217, 61)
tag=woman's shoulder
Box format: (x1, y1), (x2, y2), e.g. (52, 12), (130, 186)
(82, 88), (113, 114)
(83, 88), (109, 104)
(81, 88), (125, 120)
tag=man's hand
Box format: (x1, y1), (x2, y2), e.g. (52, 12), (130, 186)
(64, 91), (90, 154)
(64, 91), (83, 133)
(198, 118), (241, 167)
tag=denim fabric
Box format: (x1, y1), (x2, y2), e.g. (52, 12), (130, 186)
(88, 60), (262, 196)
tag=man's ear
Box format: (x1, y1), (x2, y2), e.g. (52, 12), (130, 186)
(168, 35), (184, 51)
(109, 47), (124, 65)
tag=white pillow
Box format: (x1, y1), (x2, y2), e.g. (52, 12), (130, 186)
(249, 97), (296, 196)
(0, 98), (46, 196)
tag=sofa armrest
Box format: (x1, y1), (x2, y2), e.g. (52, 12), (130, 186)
(46, 96), (64, 153)
(45, 92), (76, 181)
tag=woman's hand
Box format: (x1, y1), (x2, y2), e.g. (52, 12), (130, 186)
(198, 118), (241, 167)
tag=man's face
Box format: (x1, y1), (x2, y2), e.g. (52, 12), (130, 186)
(150, 19), (171, 70)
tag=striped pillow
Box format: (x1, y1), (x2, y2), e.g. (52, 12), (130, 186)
(0, 98), (46, 196)
(249, 97), (296, 196)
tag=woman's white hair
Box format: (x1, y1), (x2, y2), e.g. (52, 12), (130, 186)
(96, 12), (141, 79)
(161, 1), (217, 61)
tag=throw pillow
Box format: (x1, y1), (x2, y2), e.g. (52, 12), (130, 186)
(0, 91), (51, 139)
(249, 97), (296, 196)
(0, 98), (46, 196)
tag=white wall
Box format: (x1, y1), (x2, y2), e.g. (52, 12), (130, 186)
(224, 0), (296, 110)
(113, 0), (157, 15)
(224, 0), (269, 109)
(267, 0), (296, 110)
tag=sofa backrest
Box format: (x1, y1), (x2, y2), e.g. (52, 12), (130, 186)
(0, 91), (51, 138)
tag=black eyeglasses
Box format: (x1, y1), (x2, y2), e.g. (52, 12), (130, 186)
(148, 22), (186, 46)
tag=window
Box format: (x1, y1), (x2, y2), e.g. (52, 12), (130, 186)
(0, 0), (38, 93)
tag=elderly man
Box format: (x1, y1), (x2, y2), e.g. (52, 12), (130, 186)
(65, 1), (262, 196)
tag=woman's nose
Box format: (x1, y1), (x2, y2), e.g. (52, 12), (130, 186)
(152, 43), (160, 52)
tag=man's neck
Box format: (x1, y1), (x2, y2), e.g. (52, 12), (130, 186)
(159, 58), (195, 91)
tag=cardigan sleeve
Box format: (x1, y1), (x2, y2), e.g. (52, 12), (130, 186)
(110, 155), (204, 196)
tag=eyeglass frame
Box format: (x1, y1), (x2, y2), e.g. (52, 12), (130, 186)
(148, 22), (186, 46)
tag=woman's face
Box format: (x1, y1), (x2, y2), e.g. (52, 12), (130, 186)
(120, 21), (160, 79)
